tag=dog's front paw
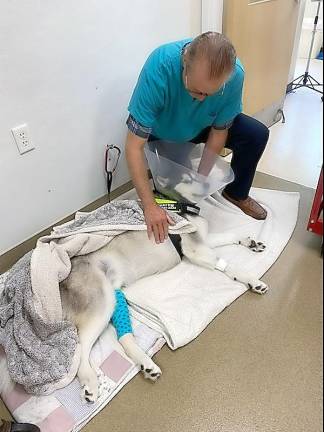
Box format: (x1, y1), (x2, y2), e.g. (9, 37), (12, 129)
(240, 237), (266, 253)
(248, 280), (269, 295)
(81, 384), (98, 404)
(181, 173), (193, 184)
(156, 176), (170, 188)
(140, 358), (162, 382)
(191, 180), (209, 198)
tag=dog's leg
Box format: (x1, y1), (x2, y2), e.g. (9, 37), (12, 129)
(214, 259), (269, 295)
(224, 263), (269, 295)
(184, 215), (266, 252)
(182, 240), (269, 295)
(77, 313), (109, 403)
(62, 259), (116, 403)
(207, 233), (266, 252)
(207, 232), (242, 248)
(119, 334), (162, 382)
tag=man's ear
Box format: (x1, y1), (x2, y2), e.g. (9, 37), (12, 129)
(183, 48), (189, 65)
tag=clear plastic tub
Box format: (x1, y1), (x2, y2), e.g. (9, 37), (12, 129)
(145, 140), (234, 204)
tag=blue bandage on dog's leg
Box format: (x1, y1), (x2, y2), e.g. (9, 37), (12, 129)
(111, 289), (133, 340)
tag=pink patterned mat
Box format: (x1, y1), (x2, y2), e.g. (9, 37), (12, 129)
(0, 307), (164, 432)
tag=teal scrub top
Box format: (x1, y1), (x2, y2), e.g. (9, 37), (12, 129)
(128, 38), (244, 142)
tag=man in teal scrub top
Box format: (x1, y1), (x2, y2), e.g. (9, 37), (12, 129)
(126, 32), (269, 243)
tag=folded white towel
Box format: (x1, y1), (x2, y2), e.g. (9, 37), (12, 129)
(125, 188), (300, 349)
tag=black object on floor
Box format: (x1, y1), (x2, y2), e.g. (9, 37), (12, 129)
(0, 420), (40, 432)
(287, 1), (323, 98)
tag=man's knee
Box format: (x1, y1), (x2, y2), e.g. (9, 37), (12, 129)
(254, 120), (270, 149)
(238, 114), (269, 152)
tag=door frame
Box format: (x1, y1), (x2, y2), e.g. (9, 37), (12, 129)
(201, 0), (224, 33)
(201, 0), (303, 126)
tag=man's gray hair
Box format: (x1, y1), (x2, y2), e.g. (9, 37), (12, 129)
(186, 32), (237, 79)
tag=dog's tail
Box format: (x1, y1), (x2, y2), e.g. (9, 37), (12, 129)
(0, 351), (15, 395)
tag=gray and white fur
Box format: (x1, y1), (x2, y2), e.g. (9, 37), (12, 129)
(0, 214), (267, 403)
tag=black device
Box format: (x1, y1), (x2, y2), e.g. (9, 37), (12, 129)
(154, 194), (201, 216)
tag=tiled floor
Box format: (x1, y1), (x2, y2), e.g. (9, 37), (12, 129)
(257, 59), (323, 189)
(83, 174), (324, 432)
(0, 62), (323, 432)
(3, 172), (321, 432)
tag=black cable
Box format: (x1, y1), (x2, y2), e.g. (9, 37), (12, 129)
(105, 145), (121, 202)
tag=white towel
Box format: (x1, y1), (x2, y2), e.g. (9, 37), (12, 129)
(0, 187), (300, 431)
(125, 188), (300, 349)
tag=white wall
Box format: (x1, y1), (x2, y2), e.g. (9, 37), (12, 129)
(201, 0), (224, 33)
(0, 0), (201, 254)
(305, 0), (323, 19)
(289, 0), (307, 82)
(288, 0), (323, 82)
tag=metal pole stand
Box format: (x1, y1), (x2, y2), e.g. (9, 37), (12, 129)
(287, 1), (323, 99)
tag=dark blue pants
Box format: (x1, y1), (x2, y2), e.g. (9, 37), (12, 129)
(193, 114), (270, 200)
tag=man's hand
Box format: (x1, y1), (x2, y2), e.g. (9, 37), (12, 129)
(125, 131), (176, 244)
(198, 128), (228, 176)
(144, 203), (175, 244)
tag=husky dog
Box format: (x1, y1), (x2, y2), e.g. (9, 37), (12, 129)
(0, 214), (267, 403)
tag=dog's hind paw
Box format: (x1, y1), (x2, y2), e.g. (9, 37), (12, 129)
(140, 359), (162, 382)
(248, 280), (269, 295)
(81, 384), (98, 404)
(240, 237), (267, 253)
(79, 367), (99, 404)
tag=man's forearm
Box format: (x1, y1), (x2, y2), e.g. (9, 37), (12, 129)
(198, 128), (228, 176)
(125, 135), (155, 208)
(125, 131), (174, 243)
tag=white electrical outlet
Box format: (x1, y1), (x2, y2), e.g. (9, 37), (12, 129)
(11, 124), (35, 155)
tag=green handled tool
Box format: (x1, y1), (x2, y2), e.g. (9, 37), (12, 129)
(154, 195), (200, 216)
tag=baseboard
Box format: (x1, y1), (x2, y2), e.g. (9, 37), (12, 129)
(220, 148), (233, 158)
(0, 180), (134, 274)
(253, 96), (286, 127)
